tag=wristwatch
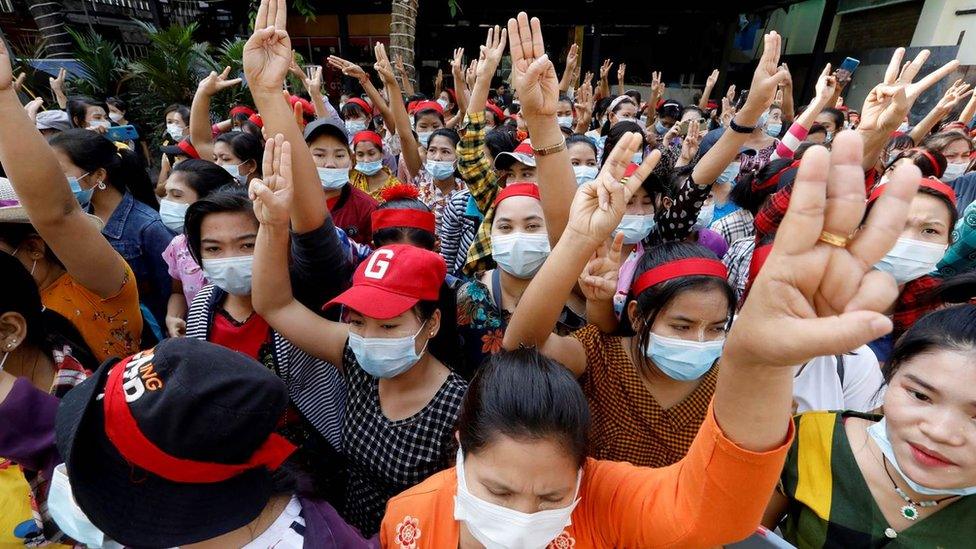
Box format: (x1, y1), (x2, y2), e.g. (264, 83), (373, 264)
(729, 118), (756, 134)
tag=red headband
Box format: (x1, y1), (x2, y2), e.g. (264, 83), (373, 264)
(913, 148), (943, 178)
(177, 140), (200, 160)
(631, 258), (728, 296)
(102, 357), (295, 483)
(414, 100), (445, 116)
(346, 97), (372, 117)
(486, 102), (506, 124)
(247, 113), (263, 128)
(353, 130), (383, 148)
(493, 182), (540, 207)
(229, 105), (256, 118)
(371, 208), (436, 233)
(869, 177), (957, 206)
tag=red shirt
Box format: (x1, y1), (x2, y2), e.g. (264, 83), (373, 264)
(208, 309), (272, 360)
(328, 184), (378, 246)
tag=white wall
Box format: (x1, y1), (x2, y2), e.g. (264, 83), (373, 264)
(912, 0), (976, 65)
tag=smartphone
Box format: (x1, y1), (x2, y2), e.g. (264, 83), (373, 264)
(105, 125), (139, 142)
(735, 89), (750, 111)
(835, 57), (860, 84)
(676, 119), (691, 136)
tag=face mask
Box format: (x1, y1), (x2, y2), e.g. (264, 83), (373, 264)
(166, 123), (184, 140)
(453, 448), (580, 549)
(887, 152), (900, 165)
(758, 112), (770, 128)
(897, 122), (910, 133)
(318, 167), (350, 190)
(717, 161), (740, 185)
(573, 165), (599, 186)
(557, 116), (574, 129)
(355, 159), (384, 176)
(654, 121), (668, 135)
(159, 199), (189, 233)
(491, 232), (551, 279)
(867, 418), (976, 497)
(48, 464), (124, 549)
(221, 162), (248, 185)
(348, 321), (428, 378)
(942, 161), (968, 182)
(436, 98), (450, 110)
(108, 112), (123, 123)
(644, 333), (724, 381)
(346, 120), (368, 134)
(631, 151), (643, 165)
(202, 255), (254, 295)
(68, 173), (94, 209)
(615, 214), (655, 244)
(765, 123), (782, 137)
(874, 237), (947, 284)
(88, 120), (111, 130)
(693, 203), (715, 230)
(229, 127), (242, 133)
(426, 159), (456, 180)
(825, 131), (834, 143)
(418, 131), (434, 148)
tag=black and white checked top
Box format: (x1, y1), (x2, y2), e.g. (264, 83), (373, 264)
(340, 344), (467, 537)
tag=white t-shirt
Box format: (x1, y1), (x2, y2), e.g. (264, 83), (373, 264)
(793, 345), (885, 413)
(243, 495), (305, 549)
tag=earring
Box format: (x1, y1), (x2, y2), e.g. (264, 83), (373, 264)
(97, 181), (107, 190)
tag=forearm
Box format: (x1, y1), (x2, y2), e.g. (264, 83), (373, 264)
(859, 127), (895, 172)
(524, 116), (576, 245)
(308, 87), (329, 120)
(698, 84), (715, 110)
(691, 105), (762, 185)
(386, 77), (421, 175)
(958, 93), (976, 123)
(468, 74), (492, 115)
(434, 76), (443, 99)
(54, 89), (67, 110)
(253, 89), (328, 233)
(597, 78), (610, 100)
(189, 89), (215, 161)
(399, 71), (415, 97)
(253, 222), (297, 316)
(167, 291), (188, 320)
(586, 298), (619, 334)
(362, 78), (396, 135)
(910, 106), (947, 144)
(712, 358), (794, 452)
(781, 86), (795, 122)
(453, 69), (469, 114)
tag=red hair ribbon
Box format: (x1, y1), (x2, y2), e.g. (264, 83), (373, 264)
(631, 258), (728, 297)
(177, 140), (200, 160)
(413, 100), (445, 115)
(869, 177), (957, 206)
(493, 182), (540, 207)
(352, 130), (383, 149)
(371, 208), (435, 233)
(247, 113), (263, 128)
(229, 105), (256, 118)
(913, 148), (943, 178)
(346, 97), (372, 117)
(102, 357), (296, 483)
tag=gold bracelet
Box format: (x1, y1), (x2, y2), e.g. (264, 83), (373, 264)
(532, 139), (567, 156)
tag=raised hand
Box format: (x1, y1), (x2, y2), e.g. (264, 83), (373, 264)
(574, 80), (593, 117)
(199, 66), (243, 96)
(742, 32), (790, 116)
(705, 69), (719, 89)
(679, 118), (702, 163)
(373, 43), (397, 87)
(49, 67), (66, 95)
(476, 25), (508, 81)
(859, 48), (959, 133)
(936, 79), (973, 113)
(328, 55), (368, 83)
(617, 62), (626, 84)
(566, 43), (579, 72)
(243, 0), (291, 94)
(250, 134), (294, 227)
(451, 47), (464, 74)
(435, 68), (444, 88)
(567, 133), (661, 243)
(393, 53), (408, 81)
(600, 59), (613, 80)
(579, 232), (625, 302)
(780, 63), (793, 89)
(507, 12), (557, 119)
(650, 71), (664, 103)
(24, 97), (43, 122)
(813, 63), (838, 105)
(725, 131), (920, 368)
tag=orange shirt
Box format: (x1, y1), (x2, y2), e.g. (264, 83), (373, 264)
(379, 404), (793, 549)
(41, 262), (142, 362)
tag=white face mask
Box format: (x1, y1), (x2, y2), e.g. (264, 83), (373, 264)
(942, 161), (968, 182)
(109, 112), (124, 123)
(453, 449), (581, 549)
(557, 116), (574, 129)
(717, 161), (740, 185)
(88, 119), (111, 130)
(346, 120), (368, 135)
(692, 203), (715, 230)
(221, 162), (248, 185)
(614, 214), (655, 244)
(202, 255), (254, 295)
(166, 122), (184, 140)
(573, 165), (598, 186)
(318, 167), (350, 190)
(158, 199), (189, 233)
(348, 321), (428, 378)
(874, 237), (947, 284)
(867, 418), (976, 497)
(491, 232), (551, 279)
(436, 98), (450, 110)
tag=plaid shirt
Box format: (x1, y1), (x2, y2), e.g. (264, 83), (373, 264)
(938, 200), (976, 277)
(723, 236), (756, 304)
(457, 111), (499, 275)
(893, 275), (942, 339)
(712, 208), (754, 245)
(756, 170), (879, 240)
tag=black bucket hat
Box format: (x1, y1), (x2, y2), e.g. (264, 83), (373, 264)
(55, 338), (296, 547)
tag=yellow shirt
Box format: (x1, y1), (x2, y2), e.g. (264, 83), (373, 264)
(0, 459), (70, 547)
(350, 167), (402, 202)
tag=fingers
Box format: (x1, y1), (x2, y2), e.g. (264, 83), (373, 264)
(912, 59), (960, 96)
(898, 49), (930, 85)
(601, 132), (641, 181)
(847, 161), (920, 267)
(255, 0), (269, 29)
(530, 16), (545, 59)
(781, 312), (893, 360)
(262, 136), (276, 179)
(608, 231), (625, 265)
(884, 47), (905, 84)
(820, 131), (867, 241)
(273, 0), (287, 29)
(774, 145), (830, 255)
(624, 149), (661, 200)
(279, 139), (292, 189)
(844, 269), (900, 314)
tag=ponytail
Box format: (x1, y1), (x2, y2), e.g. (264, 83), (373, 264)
(49, 129), (157, 209)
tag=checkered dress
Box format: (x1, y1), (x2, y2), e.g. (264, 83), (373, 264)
(340, 344), (467, 536)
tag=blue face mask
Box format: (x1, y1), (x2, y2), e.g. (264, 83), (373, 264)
(318, 167), (350, 190)
(574, 165), (599, 186)
(717, 161), (740, 185)
(426, 159), (456, 180)
(418, 131), (434, 148)
(867, 418), (976, 497)
(615, 214), (656, 244)
(68, 173), (93, 208)
(355, 159), (384, 176)
(765, 123), (782, 137)
(159, 199), (189, 233)
(346, 120), (368, 135)
(48, 464), (124, 549)
(631, 151), (643, 165)
(221, 162), (248, 185)
(348, 322), (428, 378)
(692, 203), (715, 231)
(654, 121), (668, 135)
(643, 333), (723, 381)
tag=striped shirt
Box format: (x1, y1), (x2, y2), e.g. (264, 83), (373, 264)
(572, 324), (718, 467)
(772, 121), (810, 161)
(437, 189), (478, 277)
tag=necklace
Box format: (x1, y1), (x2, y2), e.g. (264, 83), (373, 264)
(882, 459), (956, 521)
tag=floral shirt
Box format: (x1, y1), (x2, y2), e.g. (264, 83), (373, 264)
(162, 234), (207, 306)
(415, 169), (466, 230)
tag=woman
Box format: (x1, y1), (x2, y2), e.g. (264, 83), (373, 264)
(163, 103), (190, 143)
(341, 97), (374, 135)
(214, 131), (263, 186)
(160, 159), (236, 337)
(349, 130), (401, 200)
(251, 161), (466, 535)
(764, 305), (976, 546)
(921, 130), (972, 182)
(0, 255), (96, 546)
(413, 128), (465, 226)
(49, 130), (171, 338)
(66, 96), (110, 131)
(568, 134), (599, 185)
(881, 147), (946, 184)
(0, 58), (142, 363)
(815, 107), (846, 141)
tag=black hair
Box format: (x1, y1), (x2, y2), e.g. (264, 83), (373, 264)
(682, 105), (704, 120)
(105, 96), (126, 112)
(730, 158), (795, 215)
(170, 159), (236, 199)
(183, 186), (256, 264)
(884, 305), (976, 386)
(819, 108), (845, 131)
(457, 348), (591, 465)
(566, 134), (597, 158)
(485, 126), (518, 160)
(163, 103), (191, 125)
(341, 102), (371, 122)
(215, 132), (264, 176)
(618, 242), (735, 368)
(884, 133), (916, 158)
(373, 198), (437, 250)
(624, 89), (642, 105)
(428, 127), (460, 150)
(66, 96), (109, 128)
(558, 94), (573, 107)
(885, 147), (947, 178)
(238, 120), (264, 141)
(601, 120), (645, 166)
(808, 123), (828, 137)
(414, 108), (445, 127)
(49, 129), (157, 209)
(0, 224), (61, 268)
(407, 93), (428, 103)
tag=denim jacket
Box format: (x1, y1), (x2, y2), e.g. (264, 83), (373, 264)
(99, 193), (174, 332)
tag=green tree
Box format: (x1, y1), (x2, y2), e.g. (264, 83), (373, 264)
(65, 28), (127, 98)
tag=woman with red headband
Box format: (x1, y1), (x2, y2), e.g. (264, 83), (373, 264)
(348, 129), (402, 200)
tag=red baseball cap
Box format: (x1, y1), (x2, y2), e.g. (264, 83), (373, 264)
(493, 139), (536, 170)
(324, 244), (446, 319)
